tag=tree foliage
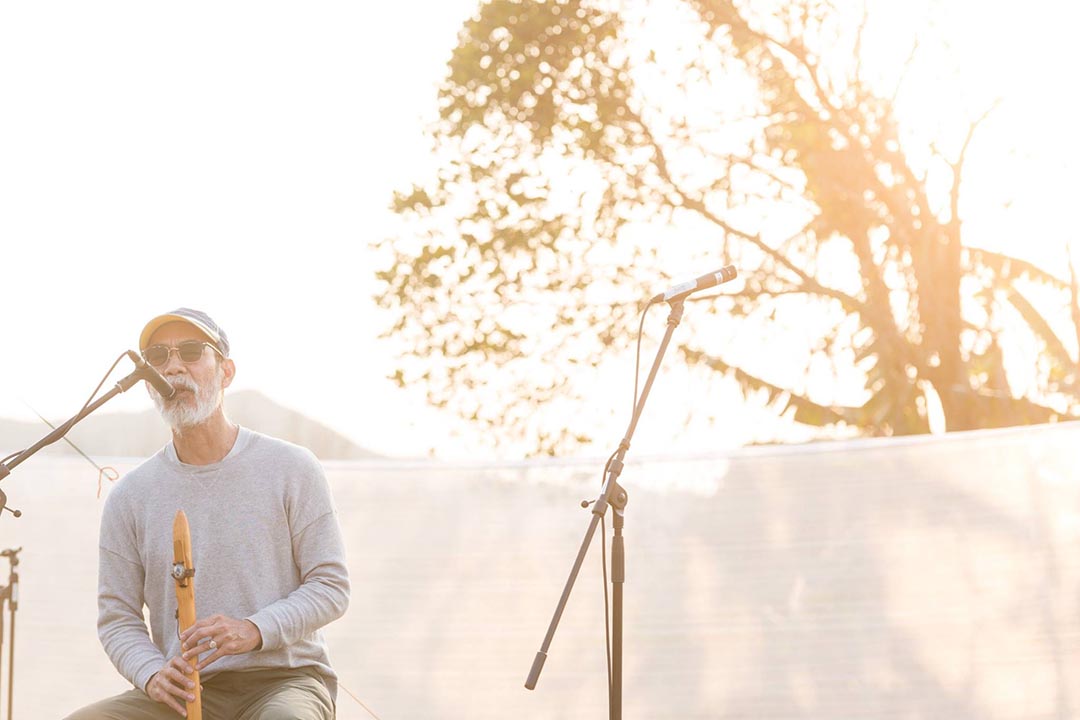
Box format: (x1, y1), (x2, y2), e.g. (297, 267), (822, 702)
(377, 0), (1080, 454)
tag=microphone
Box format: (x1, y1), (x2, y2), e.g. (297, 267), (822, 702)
(650, 265), (738, 304)
(126, 350), (176, 399)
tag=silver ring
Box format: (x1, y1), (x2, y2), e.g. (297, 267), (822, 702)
(208, 638), (217, 650)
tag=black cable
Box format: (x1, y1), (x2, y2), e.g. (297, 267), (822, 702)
(632, 299), (657, 414)
(77, 351), (131, 419)
(598, 449), (617, 692)
(600, 298), (655, 695)
(25, 404), (119, 498)
(601, 513), (610, 692)
(29, 351), (129, 451)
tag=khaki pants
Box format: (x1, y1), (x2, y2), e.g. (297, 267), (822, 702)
(64, 667), (334, 720)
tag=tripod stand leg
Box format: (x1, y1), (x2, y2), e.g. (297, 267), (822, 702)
(0, 593), (5, 720)
(611, 502), (625, 720)
(7, 598), (13, 720)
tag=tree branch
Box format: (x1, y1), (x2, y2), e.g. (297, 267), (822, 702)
(1069, 242), (1080, 373)
(682, 346), (851, 426)
(970, 248), (1068, 289)
(949, 99), (1002, 228)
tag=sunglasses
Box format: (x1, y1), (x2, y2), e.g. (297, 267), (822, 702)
(142, 341), (224, 367)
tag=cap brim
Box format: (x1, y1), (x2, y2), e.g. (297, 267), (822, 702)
(140, 314), (222, 351)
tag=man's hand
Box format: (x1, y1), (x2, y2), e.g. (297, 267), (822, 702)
(180, 614), (263, 671)
(145, 655), (197, 716)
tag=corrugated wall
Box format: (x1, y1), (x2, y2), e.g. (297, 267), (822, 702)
(3, 423), (1079, 718)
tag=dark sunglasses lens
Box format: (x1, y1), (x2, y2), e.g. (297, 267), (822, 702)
(178, 342), (206, 362)
(144, 346), (170, 366)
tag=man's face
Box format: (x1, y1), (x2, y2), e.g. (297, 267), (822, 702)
(145, 321), (235, 430)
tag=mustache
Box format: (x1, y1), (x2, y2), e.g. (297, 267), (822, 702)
(166, 376), (199, 394)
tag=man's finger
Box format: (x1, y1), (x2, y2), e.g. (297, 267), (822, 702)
(168, 653), (195, 670)
(166, 656), (196, 677)
(183, 632), (224, 659)
(179, 625), (208, 647)
(160, 691), (188, 718)
(195, 647), (227, 672)
(199, 629), (221, 646)
(181, 637), (210, 660)
(182, 630), (215, 651)
(179, 617), (220, 644)
(164, 666), (195, 691)
(180, 614), (227, 640)
(150, 676), (192, 717)
(179, 618), (205, 637)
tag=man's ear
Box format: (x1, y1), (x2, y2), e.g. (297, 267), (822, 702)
(222, 358), (237, 389)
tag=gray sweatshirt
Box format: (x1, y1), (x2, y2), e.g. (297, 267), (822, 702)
(96, 427), (350, 699)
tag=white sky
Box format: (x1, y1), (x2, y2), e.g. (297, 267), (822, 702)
(0, 1), (1076, 461)
(0, 1), (485, 459)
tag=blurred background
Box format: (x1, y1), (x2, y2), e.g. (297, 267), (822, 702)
(2, 0), (1079, 717)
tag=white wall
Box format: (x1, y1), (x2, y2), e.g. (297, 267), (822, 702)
(3, 423), (1079, 718)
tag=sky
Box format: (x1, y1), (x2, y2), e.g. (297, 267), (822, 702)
(0, 1), (1077, 462)
(0, 1), (485, 459)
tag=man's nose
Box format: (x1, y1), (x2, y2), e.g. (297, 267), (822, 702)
(160, 348), (188, 374)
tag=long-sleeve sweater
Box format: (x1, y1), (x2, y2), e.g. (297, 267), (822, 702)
(96, 427), (350, 699)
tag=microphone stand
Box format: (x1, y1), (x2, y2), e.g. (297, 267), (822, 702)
(0, 356), (155, 501)
(0, 548), (20, 720)
(0, 355), (160, 718)
(526, 298), (687, 720)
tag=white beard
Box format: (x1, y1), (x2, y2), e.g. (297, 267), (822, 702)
(149, 367), (223, 431)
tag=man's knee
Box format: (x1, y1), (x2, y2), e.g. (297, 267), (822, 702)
(64, 701), (123, 720)
(250, 679), (334, 720)
(254, 698), (334, 720)
(256, 710), (301, 720)
(63, 689), (173, 720)
(255, 705), (333, 720)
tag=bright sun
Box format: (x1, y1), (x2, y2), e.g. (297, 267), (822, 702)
(871, 0), (1079, 271)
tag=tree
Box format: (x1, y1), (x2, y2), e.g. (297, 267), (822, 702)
(377, 0), (1080, 455)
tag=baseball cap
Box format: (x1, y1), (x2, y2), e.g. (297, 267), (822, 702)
(139, 308), (230, 357)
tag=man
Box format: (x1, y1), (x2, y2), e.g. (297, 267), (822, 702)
(66, 308), (350, 719)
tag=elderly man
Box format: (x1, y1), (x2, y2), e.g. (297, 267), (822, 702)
(66, 308), (350, 719)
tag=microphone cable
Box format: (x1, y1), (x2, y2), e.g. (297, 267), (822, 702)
(22, 401), (118, 498)
(1, 351), (131, 468)
(338, 682), (385, 720)
(598, 296), (659, 696)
